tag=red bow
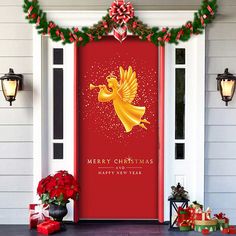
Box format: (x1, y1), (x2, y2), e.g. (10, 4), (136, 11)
(48, 22), (56, 35)
(185, 22), (193, 32)
(109, 0), (134, 25)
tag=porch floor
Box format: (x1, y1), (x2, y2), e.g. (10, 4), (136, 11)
(0, 222), (225, 236)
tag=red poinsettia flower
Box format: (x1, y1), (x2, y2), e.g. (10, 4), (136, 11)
(37, 170), (79, 205)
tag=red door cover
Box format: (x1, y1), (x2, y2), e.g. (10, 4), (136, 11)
(77, 37), (158, 219)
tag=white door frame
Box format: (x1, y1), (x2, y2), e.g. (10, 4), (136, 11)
(33, 10), (205, 221)
(164, 37), (205, 220)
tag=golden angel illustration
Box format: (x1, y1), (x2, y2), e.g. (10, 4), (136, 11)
(90, 66), (150, 133)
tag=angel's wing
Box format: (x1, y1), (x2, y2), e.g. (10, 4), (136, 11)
(118, 66), (138, 103)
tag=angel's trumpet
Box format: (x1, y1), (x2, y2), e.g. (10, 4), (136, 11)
(89, 83), (100, 90)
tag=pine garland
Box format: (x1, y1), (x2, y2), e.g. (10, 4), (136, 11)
(23, 0), (217, 46)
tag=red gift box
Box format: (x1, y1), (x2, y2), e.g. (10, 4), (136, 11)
(29, 204), (50, 229)
(222, 226), (236, 235)
(37, 220), (61, 235)
(222, 228), (230, 234)
(202, 229), (209, 235)
(229, 226), (236, 234)
(177, 207), (190, 226)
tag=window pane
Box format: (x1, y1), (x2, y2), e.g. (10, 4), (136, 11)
(175, 143), (185, 160)
(53, 143), (63, 159)
(175, 68), (185, 139)
(53, 49), (63, 65)
(53, 68), (63, 139)
(176, 48), (185, 65)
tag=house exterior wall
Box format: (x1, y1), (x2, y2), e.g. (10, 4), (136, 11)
(0, 0), (235, 224)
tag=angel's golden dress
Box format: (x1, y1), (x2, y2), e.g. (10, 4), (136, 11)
(92, 66), (150, 132)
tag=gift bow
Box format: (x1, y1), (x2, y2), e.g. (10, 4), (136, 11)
(109, 0), (134, 25)
(214, 212), (227, 220)
(30, 205), (49, 221)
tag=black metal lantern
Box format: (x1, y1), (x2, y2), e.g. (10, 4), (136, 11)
(216, 68), (236, 106)
(0, 68), (23, 106)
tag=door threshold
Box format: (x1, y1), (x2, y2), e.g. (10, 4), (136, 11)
(65, 220), (169, 225)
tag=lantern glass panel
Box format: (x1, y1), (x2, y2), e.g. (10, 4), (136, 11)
(2, 80), (18, 97)
(221, 79), (235, 97)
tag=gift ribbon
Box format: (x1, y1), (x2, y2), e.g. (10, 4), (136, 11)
(48, 22), (56, 35)
(109, 0), (134, 42)
(36, 16), (40, 26)
(185, 22), (193, 33)
(176, 29), (184, 40)
(200, 14), (207, 26)
(113, 25), (128, 42)
(195, 207), (211, 220)
(207, 5), (214, 16)
(28, 6), (33, 16)
(30, 205), (49, 222)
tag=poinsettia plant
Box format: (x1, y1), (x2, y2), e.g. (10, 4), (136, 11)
(37, 170), (79, 206)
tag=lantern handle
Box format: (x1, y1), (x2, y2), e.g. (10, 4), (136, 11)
(9, 68), (14, 74)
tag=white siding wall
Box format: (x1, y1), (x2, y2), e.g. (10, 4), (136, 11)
(0, 0), (235, 224)
(205, 1), (236, 223)
(0, 0), (33, 224)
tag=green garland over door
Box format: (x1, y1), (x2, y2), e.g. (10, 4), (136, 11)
(23, 0), (217, 46)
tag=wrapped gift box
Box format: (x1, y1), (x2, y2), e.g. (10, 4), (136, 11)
(29, 204), (50, 229)
(194, 208), (211, 221)
(214, 212), (229, 230)
(177, 207), (190, 226)
(218, 219), (230, 230)
(37, 220), (61, 235)
(222, 226), (236, 234)
(194, 219), (218, 233)
(229, 226), (236, 234)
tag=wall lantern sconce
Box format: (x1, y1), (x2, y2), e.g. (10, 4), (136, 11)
(216, 68), (236, 106)
(0, 68), (23, 106)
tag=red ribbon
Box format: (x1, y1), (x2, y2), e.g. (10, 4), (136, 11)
(176, 29), (184, 40)
(56, 30), (60, 36)
(200, 14), (207, 26)
(146, 33), (153, 42)
(74, 27), (79, 33)
(207, 5), (214, 16)
(87, 34), (94, 42)
(36, 16), (40, 26)
(185, 22), (193, 32)
(28, 6), (33, 15)
(109, 0), (134, 25)
(48, 22), (56, 35)
(163, 33), (171, 42)
(113, 25), (128, 42)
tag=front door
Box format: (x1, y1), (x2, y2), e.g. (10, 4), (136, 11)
(76, 37), (159, 219)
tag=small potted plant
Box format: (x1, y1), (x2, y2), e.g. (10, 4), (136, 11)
(37, 170), (79, 221)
